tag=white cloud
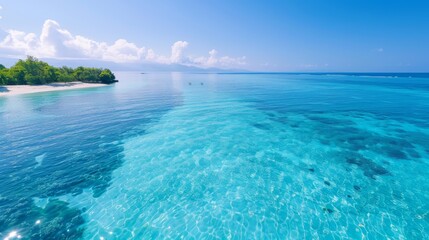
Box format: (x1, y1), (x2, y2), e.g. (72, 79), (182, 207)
(300, 63), (325, 68)
(0, 30), (40, 55)
(170, 41), (188, 63)
(0, 19), (246, 68)
(0, 19), (140, 61)
(190, 49), (246, 68)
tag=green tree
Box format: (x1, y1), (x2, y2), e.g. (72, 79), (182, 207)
(42, 65), (58, 83)
(9, 64), (26, 85)
(0, 69), (15, 85)
(56, 66), (74, 82)
(73, 66), (85, 81)
(0, 69), (9, 85)
(1, 56), (117, 85)
(11, 56), (45, 84)
(99, 69), (116, 84)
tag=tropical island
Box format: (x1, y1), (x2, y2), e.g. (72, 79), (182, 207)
(0, 56), (117, 96)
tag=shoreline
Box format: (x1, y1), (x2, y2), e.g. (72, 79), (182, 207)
(0, 82), (109, 97)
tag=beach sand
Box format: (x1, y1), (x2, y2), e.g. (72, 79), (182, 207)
(0, 82), (108, 97)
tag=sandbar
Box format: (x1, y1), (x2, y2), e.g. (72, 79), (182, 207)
(0, 82), (108, 97)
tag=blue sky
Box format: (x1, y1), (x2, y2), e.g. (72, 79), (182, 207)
(0, 0), (428, 71)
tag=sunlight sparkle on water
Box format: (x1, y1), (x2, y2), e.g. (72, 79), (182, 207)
(4, 231), (22, 240)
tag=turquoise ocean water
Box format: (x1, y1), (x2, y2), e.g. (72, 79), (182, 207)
(1, 72), (428, 239)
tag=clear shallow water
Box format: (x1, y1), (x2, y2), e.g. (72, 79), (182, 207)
(1, 72), (428, 239)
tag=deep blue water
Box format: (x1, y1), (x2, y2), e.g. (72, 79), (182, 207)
(0, 72), (428, 239)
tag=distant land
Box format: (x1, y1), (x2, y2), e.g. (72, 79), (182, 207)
(215, 72), (429, 78)
(0, 57), (245, 73)
(0, 56), (118, 86)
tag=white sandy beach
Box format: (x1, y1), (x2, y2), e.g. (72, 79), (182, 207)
(0, 82), (108, 97)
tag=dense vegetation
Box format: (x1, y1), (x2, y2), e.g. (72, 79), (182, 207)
(0, 56), (117, 85)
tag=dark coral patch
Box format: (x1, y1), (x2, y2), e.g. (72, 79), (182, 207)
(323, 207), (334, 214)
(386, 149), (408, 159)
(346, 156), (389, 179)
(253, 123), (271, 130)
(407, 149), (421, 158)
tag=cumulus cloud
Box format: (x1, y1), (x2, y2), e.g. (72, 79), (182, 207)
(0, 19), (246, 68)
(191, 49), (246, 68)
(0, 30), (39, 55)
(170, 41), (188, 63)
(0, 19), (145, 62)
